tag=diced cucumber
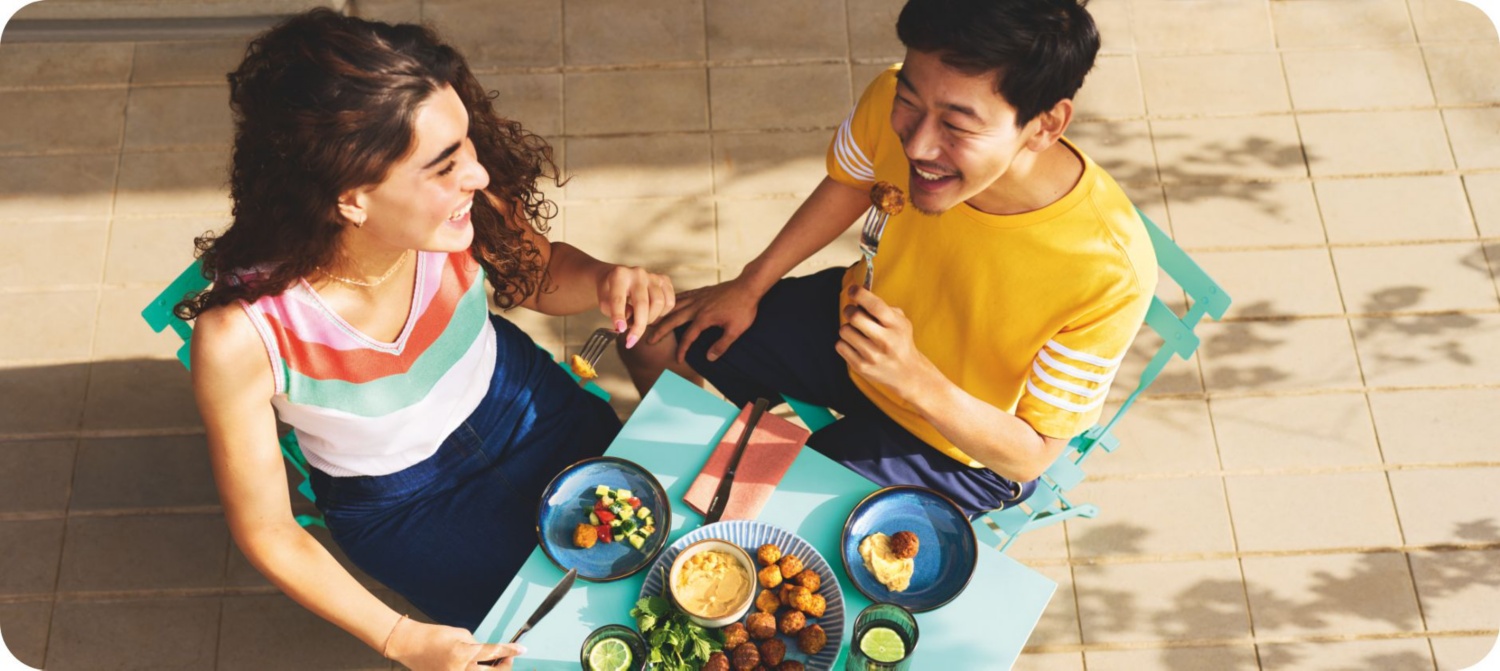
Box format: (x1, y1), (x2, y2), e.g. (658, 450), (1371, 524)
(637, 506), (651, 518)
(589, 512), (600, 525)
(600, 495), (614, 506)
(594, 485), (610, 496)
(610, 519), (621, 528)
(628, 534), (645, 549)
(620, 518), (636, 534)
(615, 489), (633, 500)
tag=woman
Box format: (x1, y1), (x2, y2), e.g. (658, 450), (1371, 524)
(178, 10), (674, 669)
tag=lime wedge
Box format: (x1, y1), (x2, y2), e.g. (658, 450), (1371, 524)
(860, 626), (906, 663)
(588, 636), (632, 671)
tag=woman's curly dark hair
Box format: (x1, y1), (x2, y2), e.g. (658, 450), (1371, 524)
(175, 8), (555, 320)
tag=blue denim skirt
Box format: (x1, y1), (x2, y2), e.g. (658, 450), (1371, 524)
(309, 315), (620, 631)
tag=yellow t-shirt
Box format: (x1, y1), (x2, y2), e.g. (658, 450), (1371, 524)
(827, 66), (1158, 468)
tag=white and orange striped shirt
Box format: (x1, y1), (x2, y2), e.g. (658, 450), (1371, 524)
(829, 66), (1157, 466)
(238, 251), (496, 477)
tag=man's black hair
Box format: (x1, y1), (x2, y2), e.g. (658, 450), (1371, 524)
(897, 0), (1100, 127)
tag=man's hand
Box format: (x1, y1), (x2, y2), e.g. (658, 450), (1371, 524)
(597, 265), (675, 349)
(646, 278), (764, 364)
(837, 285), (940, 397)
(386, 618), (527, 670)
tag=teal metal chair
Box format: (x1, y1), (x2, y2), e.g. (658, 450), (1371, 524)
(785, 209), (1231, 553)
(142, 258), (611, 529)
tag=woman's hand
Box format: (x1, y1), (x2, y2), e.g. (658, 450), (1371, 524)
(597, 265), (675, 349)
(386, 618), (527, 670)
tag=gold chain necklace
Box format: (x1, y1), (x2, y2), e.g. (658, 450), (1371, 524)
(318, 249), (412, 288)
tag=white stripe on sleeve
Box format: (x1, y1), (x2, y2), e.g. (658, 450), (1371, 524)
(1031, 361), (1108, 399)
(1038, 348), (1115, 383)
(1045, 339), (1127, 368)
(833, 116), (875, 182)
(1026, 379), (1109, 413)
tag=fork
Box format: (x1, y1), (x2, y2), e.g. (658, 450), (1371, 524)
(859, 206), (891, 290)
(575, 327), (620, 374)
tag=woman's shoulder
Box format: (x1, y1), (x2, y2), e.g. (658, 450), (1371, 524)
(192, 304), (271, 380)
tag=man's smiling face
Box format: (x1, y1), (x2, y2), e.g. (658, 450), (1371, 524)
(890, 49), (1045, 215)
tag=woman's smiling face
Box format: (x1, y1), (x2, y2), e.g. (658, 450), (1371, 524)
(346, 84), (491, 253)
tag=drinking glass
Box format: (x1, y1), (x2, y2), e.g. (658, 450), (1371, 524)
(845, 602), (919, 671)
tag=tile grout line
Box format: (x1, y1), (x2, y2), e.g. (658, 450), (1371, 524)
(556, 0), (571, 352)
(1398, 10), (1452, 664)
(701, 0), (720, 285)
(42, 37), (139, 671)
(1020, 627), (1500, 655)
(1259, 34), (1310, 667)
(1024, 541), (1500, 569)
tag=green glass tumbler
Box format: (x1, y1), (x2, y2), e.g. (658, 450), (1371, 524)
(580, 623), (648, 671)
(845, 602), (920, 671)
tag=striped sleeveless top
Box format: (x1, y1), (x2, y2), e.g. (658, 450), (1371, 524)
(238, 250), (496, 477)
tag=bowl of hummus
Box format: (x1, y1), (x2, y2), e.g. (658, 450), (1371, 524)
(668, 539), (756, 628)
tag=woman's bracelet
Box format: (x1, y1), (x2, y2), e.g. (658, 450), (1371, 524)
(381, 613), (409, 659)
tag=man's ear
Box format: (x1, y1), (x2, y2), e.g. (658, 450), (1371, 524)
(336, 189), (370, 228)
(1025, 98), (1075, 153)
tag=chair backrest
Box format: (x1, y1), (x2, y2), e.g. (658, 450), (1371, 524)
(1075, 209), (1230, 459)
(982, 208), (1229, 549)
(141, 259), (207, 370)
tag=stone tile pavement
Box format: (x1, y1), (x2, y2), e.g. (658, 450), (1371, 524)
(1, 0), (1498, 668)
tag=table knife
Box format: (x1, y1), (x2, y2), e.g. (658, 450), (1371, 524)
(702, 397), (770, 525)
(480, 567), (577, 664)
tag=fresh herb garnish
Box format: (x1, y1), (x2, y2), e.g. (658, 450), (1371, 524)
(629, 595), (723, 670)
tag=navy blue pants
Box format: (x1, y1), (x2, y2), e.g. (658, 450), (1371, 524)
(310, 315), (619, 631)
(680, 268), (1033, 519)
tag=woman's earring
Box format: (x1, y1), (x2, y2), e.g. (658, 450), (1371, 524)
(351, 215), (365, 228)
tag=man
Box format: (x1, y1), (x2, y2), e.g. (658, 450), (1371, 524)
(623, 0), (1157, 518)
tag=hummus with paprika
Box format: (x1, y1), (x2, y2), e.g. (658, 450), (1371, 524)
(673, 550), (751, 618)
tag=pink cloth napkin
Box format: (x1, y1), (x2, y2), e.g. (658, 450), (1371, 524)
(683, 403), (811, 521)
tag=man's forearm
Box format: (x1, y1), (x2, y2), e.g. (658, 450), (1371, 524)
(737, 176), (870, 294)
(905, 368), (1065, 482)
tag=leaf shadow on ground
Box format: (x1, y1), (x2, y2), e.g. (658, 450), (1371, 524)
(1060, 519), (1499, 671)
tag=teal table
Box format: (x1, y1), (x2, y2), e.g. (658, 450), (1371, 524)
(475, 372), (1057, 669)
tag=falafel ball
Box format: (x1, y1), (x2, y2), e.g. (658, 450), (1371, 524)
(759, 638), (787, 666)
(777, 609), (806, 636)
(778, 662), (806, 671)
(793, 568), (821, 592)
(745, 611), (777, 640)
(802, 593), (826, 618)
(722, 622), (750, 649)
(777, 554), (804, 580)
(756, 543), (782, 567)
(784, 585), (815, 614)
(755, 588), (782, 613)
(778, 583), (796, 606)
(731, 642), (761, 671)
(797, 623), (828, 655)
(890, 530), (920, 559)
(572, 522), (597, 549)
(757, 564), (783, 590)
(703, 651), (731, 671)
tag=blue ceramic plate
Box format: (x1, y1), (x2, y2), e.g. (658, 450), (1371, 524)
(535, 456), (670, 582)
(841, 485), (977, 612)
(640, 520), (845, 671)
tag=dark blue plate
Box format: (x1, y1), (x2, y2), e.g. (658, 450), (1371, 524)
(840, 485), (977, 612)
(536, 456), (670, 582)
